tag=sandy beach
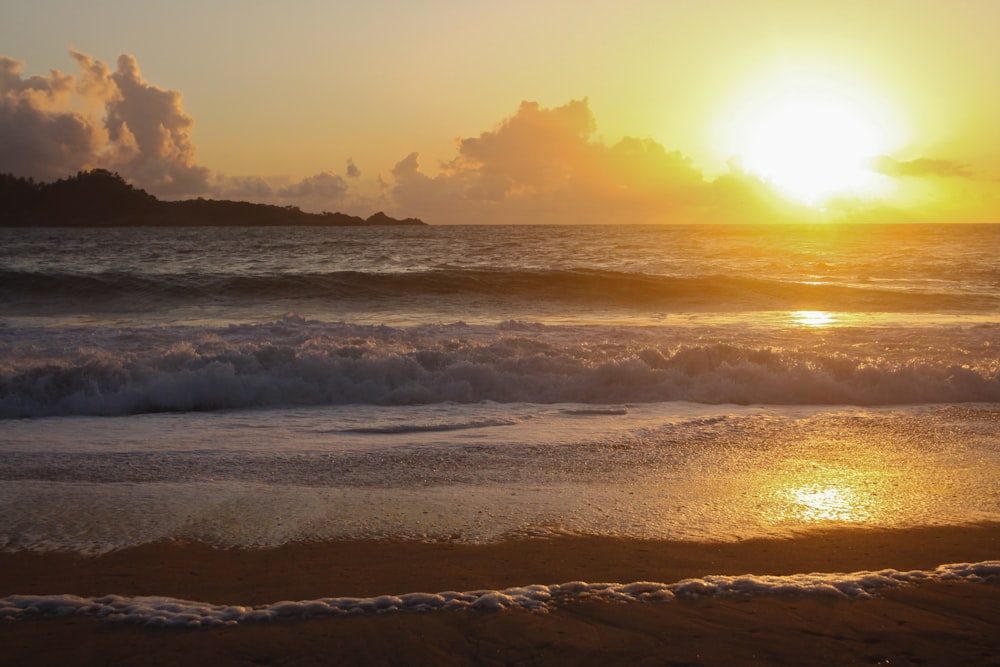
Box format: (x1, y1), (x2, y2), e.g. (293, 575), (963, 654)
(2, 523), (997, 665)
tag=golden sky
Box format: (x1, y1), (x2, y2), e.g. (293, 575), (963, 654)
(2, 0), (998, 223)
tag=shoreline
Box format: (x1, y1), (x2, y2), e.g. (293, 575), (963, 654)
(2, 524), (997, 665)
(3, 584), (998, 666)
(1, 522), (997, 603)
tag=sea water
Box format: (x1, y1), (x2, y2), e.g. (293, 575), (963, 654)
(1, 224), (999, 620)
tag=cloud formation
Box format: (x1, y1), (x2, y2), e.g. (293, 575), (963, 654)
(103, 53), (211, 194)
(0, 55), (105, 181)
(0, 50), (369, 209)
(388, 98), (802, 224)
(276, 171), (348, 200)
(4, 50), (993, 223)
(873, 156), (973, 180)
(0, 51), (212, 193)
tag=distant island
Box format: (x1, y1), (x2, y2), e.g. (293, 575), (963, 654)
(0, 170), (426, 227)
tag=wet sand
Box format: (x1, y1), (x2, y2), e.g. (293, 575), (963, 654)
(1, 523), (998, 665)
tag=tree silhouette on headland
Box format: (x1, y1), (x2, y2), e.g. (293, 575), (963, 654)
(0, 170), (425, 227)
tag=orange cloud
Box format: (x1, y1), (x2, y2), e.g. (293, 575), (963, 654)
(387, 98), (809, 224)
(5, 52), (992, 223)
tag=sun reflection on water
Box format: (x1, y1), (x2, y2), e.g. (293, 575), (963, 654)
(791, 310), (835, 327)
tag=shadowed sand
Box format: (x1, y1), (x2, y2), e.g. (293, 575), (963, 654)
(1, 523), (997, 665)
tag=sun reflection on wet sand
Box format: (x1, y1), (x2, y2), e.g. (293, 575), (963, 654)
(612, 406), (999, 541)
(760, 460), (894, 527)
(786, 484), (873, 522)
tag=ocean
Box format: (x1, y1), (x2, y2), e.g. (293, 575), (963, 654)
(1, 223), (998, 623)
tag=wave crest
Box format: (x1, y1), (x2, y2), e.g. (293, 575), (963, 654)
(1, 267), (992, 313)
(2, 321), (999, 417)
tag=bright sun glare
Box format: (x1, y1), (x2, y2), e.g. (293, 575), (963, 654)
(792, 310), (835, 327)
(724, 69), (903, 205)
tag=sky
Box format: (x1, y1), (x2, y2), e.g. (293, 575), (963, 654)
(2, 0), (999, 224)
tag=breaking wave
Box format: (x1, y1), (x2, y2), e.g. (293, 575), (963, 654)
(2, 319), (999, 418)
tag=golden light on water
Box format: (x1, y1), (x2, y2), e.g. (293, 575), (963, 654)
(792, 310), (835, 327)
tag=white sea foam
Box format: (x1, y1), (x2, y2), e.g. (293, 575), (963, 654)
(1, 562), (996, 627)
(2, 318), (999, 418)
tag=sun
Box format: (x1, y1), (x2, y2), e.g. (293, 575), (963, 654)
(720, 68), (904, 204)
